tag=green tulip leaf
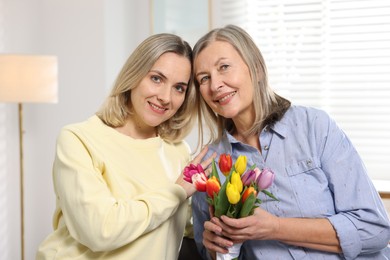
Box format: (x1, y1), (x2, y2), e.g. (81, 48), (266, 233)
(262, 190), (279, 201)
(239, 193), (256, 218)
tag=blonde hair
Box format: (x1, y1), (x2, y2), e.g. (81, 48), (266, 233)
(192, 24), (290, 143)
(97, 33), (198, 142)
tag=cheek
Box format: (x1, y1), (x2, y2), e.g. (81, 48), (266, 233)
(199, 85), (210, 100)
(172, 95), (186, 110)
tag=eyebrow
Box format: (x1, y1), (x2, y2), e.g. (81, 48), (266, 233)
(195, 57), (228, 78)
(150, 69), (188, 86)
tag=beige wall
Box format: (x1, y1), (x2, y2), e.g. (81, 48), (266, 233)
(382, 198), (390, 218)
(0, 1), (150, 259)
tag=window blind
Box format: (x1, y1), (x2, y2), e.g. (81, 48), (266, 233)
(217, 0), (390, 181)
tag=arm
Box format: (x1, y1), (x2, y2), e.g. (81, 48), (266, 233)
(317, 111), (390, 258)
(215, 110), (390, 258)
(200, 109), (390, 259)
(54, 129), (211, 252)
(215, 208), (341, 253)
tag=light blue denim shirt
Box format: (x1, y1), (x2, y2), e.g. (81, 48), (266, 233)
(192, 105), (390, 259)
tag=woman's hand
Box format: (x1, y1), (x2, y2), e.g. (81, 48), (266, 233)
(175, 146), (216, 198)
(215, 207), (341, 253)
(202, 220), (233, 258)
(216, 207), (280, 243)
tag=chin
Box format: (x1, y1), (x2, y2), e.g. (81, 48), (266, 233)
(219, 110), (238, 119)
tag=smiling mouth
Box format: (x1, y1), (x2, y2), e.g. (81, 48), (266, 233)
(216, 91), (237, 103)
(149, 102), (167, 112)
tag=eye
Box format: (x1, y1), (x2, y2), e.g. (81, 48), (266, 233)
(151, 75), (162, 83)
(198, 75), (210, 85)
(220, 64), (229, 71)
(174, 84), (187, 93)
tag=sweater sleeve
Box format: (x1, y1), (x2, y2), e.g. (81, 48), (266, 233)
(53, 128), (188, 252)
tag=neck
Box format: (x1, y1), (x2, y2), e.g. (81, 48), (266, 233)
(116, 118), (157, 139)
(232, 112), (261, 151)
(233, 131), (261, 152)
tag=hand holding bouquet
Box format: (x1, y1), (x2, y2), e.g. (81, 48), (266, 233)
(183, 153), (278, 259)
(184, 153), (277, 218)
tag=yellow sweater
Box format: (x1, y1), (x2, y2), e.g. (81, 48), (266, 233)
(37, 116), (190, 259)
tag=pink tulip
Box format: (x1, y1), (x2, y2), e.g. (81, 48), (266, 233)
(241, 168), (258, 186)
(256, 168), (275, 190)
(183, 164), (205, 183)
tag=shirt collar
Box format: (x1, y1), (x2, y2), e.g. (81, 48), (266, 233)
(269, 119), (288, 139)
(223, 118), (289, 145)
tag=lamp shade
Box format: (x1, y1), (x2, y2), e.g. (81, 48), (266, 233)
(0, 54), (58, 103)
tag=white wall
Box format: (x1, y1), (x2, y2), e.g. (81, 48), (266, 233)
(0, 1), (150, 259)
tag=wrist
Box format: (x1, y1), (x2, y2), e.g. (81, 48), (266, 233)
(270, 216), (281, 240)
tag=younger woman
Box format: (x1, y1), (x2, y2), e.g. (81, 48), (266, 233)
(37, 33), (213, 259)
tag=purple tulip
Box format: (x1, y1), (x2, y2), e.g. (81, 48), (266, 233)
(241, 167), (260, 186)
(256, 168), (275, 190)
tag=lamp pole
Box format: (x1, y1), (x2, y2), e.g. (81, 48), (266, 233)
(0, 54), (58, 260)
(18, 103), (25, 260)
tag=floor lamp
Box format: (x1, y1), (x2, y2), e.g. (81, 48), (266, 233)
(0, 54), (58, 260)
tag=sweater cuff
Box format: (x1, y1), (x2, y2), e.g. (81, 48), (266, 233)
(174, 184), (188, 202)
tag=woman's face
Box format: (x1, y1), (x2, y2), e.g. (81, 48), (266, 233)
(194, 40), (254, 121)
(130, 52), (190, 131)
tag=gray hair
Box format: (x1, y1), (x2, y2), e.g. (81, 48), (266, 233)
(193, 24), (290, 143)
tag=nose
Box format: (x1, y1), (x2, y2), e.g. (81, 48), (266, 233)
(157, 86), (171, 104)
(209, 74), (223, 92)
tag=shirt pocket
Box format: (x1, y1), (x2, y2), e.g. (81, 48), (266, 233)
(285, 157), (335, 217)
(286, 157), (320, 176)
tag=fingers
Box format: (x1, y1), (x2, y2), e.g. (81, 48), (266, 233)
(200, 151), (217, 172)
(191, 146), (217, 171)
(203, 221), (233, 254)
(203, 230), (229, 254)
(220, 215), (243, 228)
(204, 219), (222, 235)
(208, 205), (215, 218)
(191, 146), (209, 164)
(213, 216), (247, 238)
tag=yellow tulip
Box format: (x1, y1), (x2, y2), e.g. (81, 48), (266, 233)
(231, 171), (243, 193)
(226, 182), (241, 204)
(234, 155), (247, 175)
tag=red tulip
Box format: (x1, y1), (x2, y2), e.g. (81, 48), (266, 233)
(219, 154), (232, 176)
(242, 186), (257, 203)
(192, 172), (208, 192)
(206, 176), (221, 199)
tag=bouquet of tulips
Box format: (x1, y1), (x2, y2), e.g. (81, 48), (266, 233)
(184, 153), (278, 219)
(184, 154), (278, 259)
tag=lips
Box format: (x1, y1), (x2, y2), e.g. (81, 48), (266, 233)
(214, 91), (237, 104)
(148, 101), (167, 113)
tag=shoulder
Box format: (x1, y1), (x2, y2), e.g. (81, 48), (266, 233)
(58, 115), (105, 142)
(282, 105), (334, 129)
(284, 105), (330, 121)
(62, 115), (101, 131)
(173, 140), (191, 154)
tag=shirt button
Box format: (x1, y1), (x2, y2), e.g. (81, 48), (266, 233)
(306, 159), (312, 166)
(264, 145), (269, 150)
